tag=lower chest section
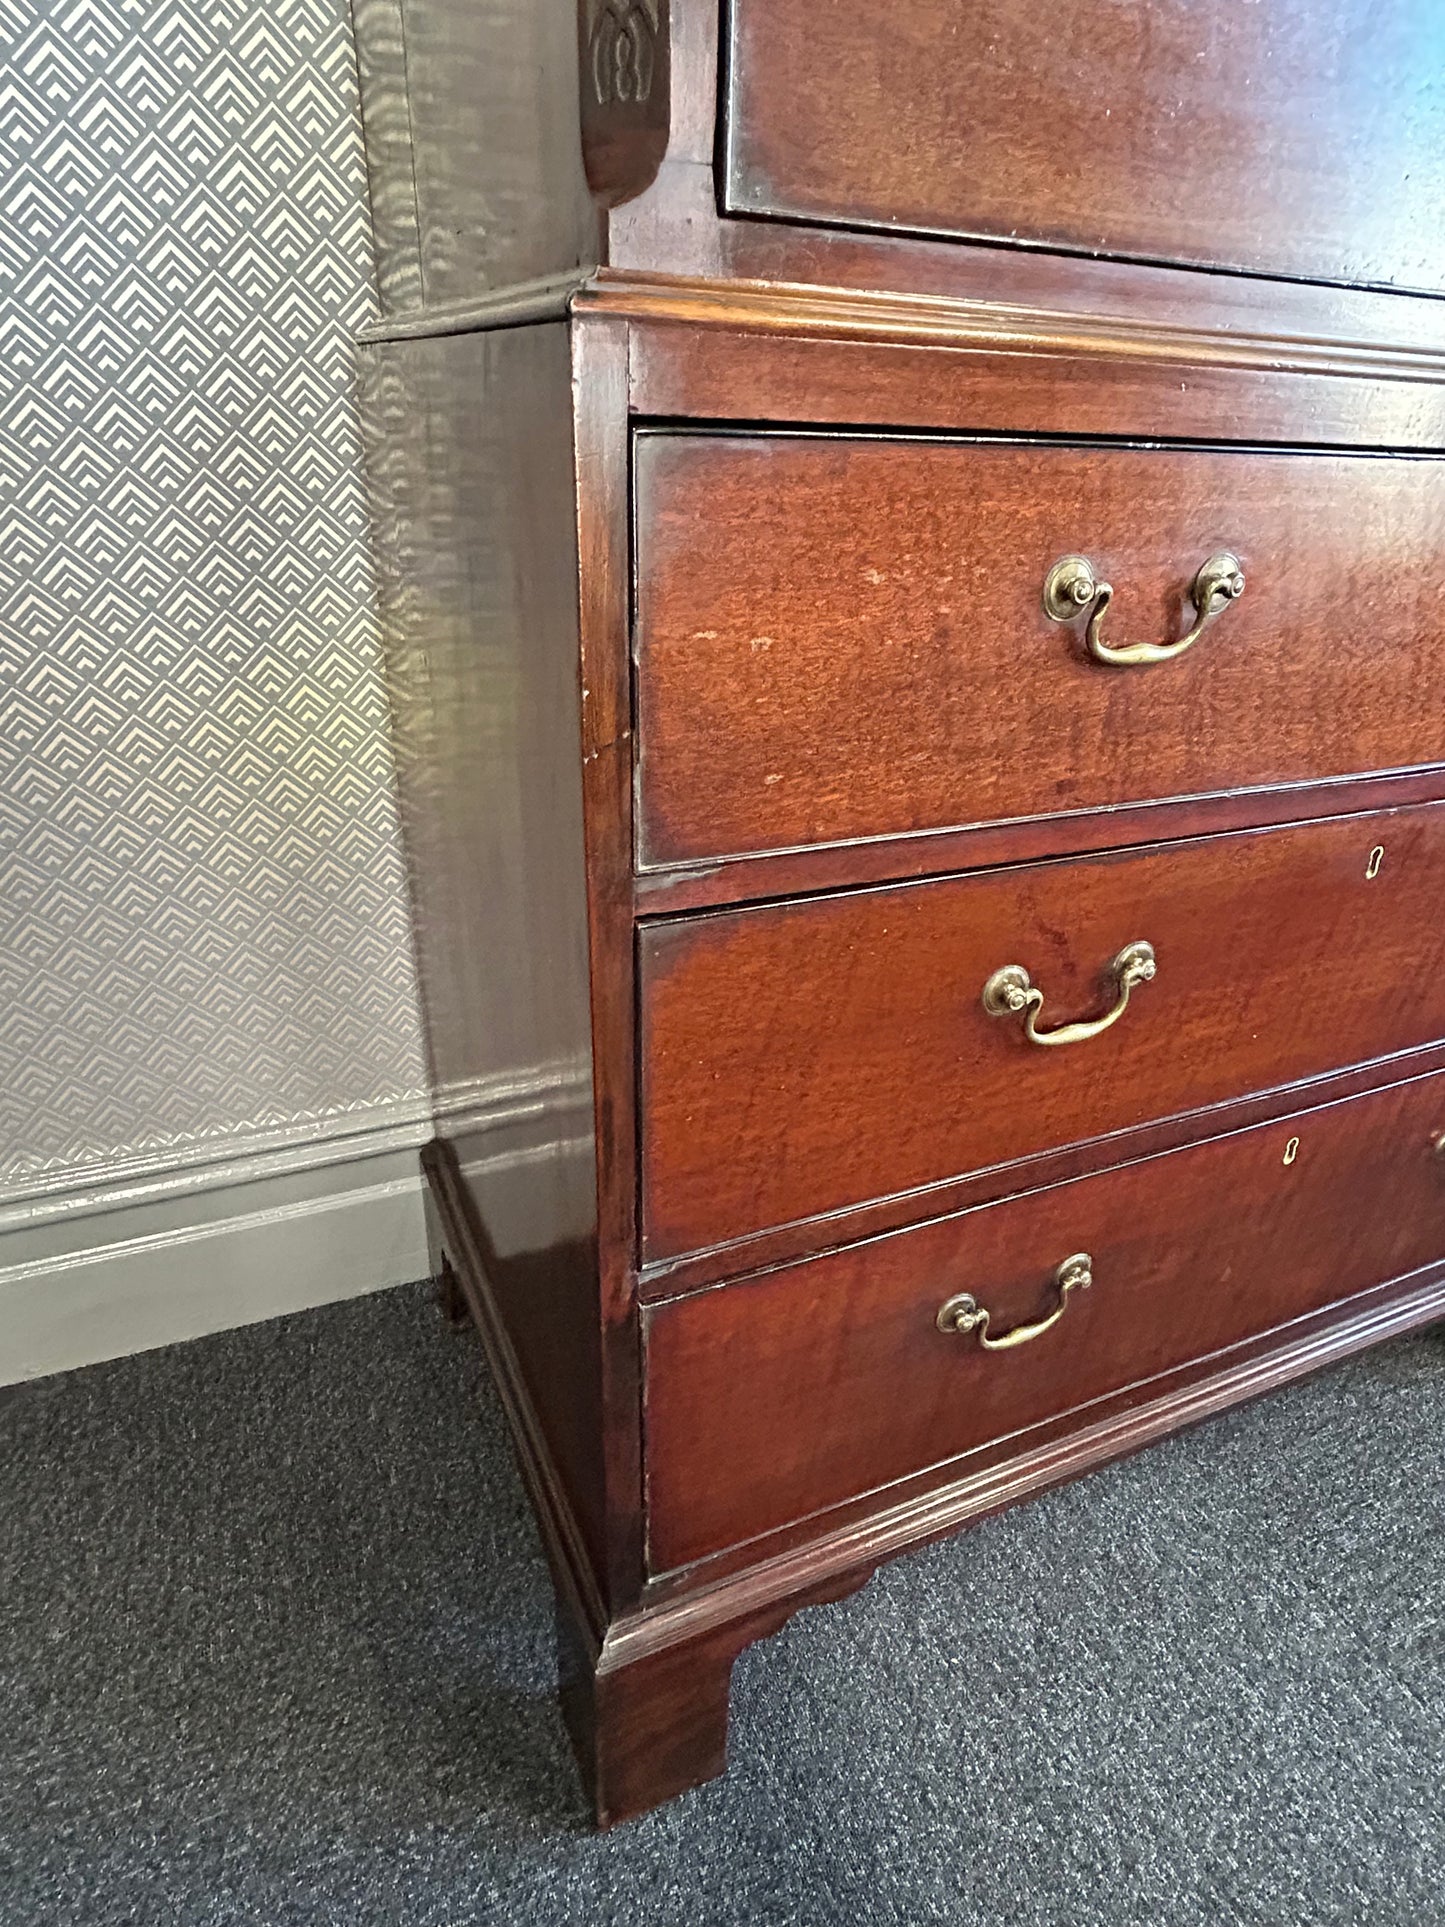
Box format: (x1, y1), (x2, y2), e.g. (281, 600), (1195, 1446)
(621, 376), (1445, 1600)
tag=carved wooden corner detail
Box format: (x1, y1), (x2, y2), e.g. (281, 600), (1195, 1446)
(580, 0), (671, 206)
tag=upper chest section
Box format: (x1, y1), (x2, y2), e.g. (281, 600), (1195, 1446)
(719, 0), (1445, 296)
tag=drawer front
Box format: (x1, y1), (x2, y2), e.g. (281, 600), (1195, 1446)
(645, 1072), (1445, 1572)
(634, 434), (1445, 868)
(640, 804), (1445, 1260)
(723, 0), (1445, 292)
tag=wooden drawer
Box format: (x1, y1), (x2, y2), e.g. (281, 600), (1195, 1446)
(640, 802), (1445, 1261)
(633, 433), (1445, 869)
(722, 0), (1445, 293)
(645, 1071), (1445, 1572)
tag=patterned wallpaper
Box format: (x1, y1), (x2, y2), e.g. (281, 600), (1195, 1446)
(0, 0), (427, 1194)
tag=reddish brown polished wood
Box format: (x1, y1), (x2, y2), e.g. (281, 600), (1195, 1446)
(561, 1560), (876, 1825)
(369, 0), (1445, 1829)
(644, 1270), (1445, 1608)
(561, 1616), (734, 1827)
(645, 1070), (1445, 1572)
(640, 802), (1445, 1259)
(638, 1039), (1445, 1301)
(635, 432), (1445, 868)
(723, 0), (1445, 293)
(617, 301), (1445, 456)
(631, 772), (1445, 926)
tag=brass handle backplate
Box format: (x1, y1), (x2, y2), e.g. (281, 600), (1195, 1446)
(1044, 551), (1245, 664)
(937, 1253), (1094, 1351)
(982, 940), (1156, 1047)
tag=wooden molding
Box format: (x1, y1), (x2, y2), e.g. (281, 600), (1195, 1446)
(359, 265), (1445, 391)
(577, 269), (1445, 385)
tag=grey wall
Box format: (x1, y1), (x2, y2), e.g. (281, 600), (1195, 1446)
(348, 0), (593, 318)
(0, 0), (428, 1211)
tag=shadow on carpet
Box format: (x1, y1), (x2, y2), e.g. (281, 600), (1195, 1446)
(3, 1281), (1443, 1926)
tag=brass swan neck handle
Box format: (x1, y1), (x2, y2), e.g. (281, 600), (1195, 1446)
(1045, 551), (1245, 665)
(937, 1253), (1094, 1351)
(982, 940), (1156, 1048)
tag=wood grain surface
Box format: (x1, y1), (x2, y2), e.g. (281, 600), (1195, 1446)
(724, 0), (1445, 293)
(645, 1070), (1445, 1570)
(640, 802), (1445, 1259)
(635, 433), (1445, 868)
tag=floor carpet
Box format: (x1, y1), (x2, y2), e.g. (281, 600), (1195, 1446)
(2, 1280), (1443, 1926)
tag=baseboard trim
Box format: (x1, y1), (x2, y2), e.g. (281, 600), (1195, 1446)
(0, 1065), (587, 1234)
(0, 1137), (434, 1386)
(0, 1068), (599, 1384)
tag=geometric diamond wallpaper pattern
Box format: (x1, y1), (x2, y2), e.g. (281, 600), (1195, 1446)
(0, 0), (427, 1193)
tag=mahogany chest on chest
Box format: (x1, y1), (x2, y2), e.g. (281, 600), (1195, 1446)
(356, 0), (1445, 1822)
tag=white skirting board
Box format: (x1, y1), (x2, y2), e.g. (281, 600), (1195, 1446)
(0, 1067), (593, 1386)
(0, 1117), (433, 1387)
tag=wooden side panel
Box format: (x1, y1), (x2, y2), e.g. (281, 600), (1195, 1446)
(640, 802), (1445, 1259)
(634, 434), (1445, 868)
(361, 323), (609, 1585)
(724, 0), (1445, 294)
(645, 1071), (1445, 1571)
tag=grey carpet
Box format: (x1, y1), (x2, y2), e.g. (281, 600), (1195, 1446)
(2, 1283), (1443, 1927)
